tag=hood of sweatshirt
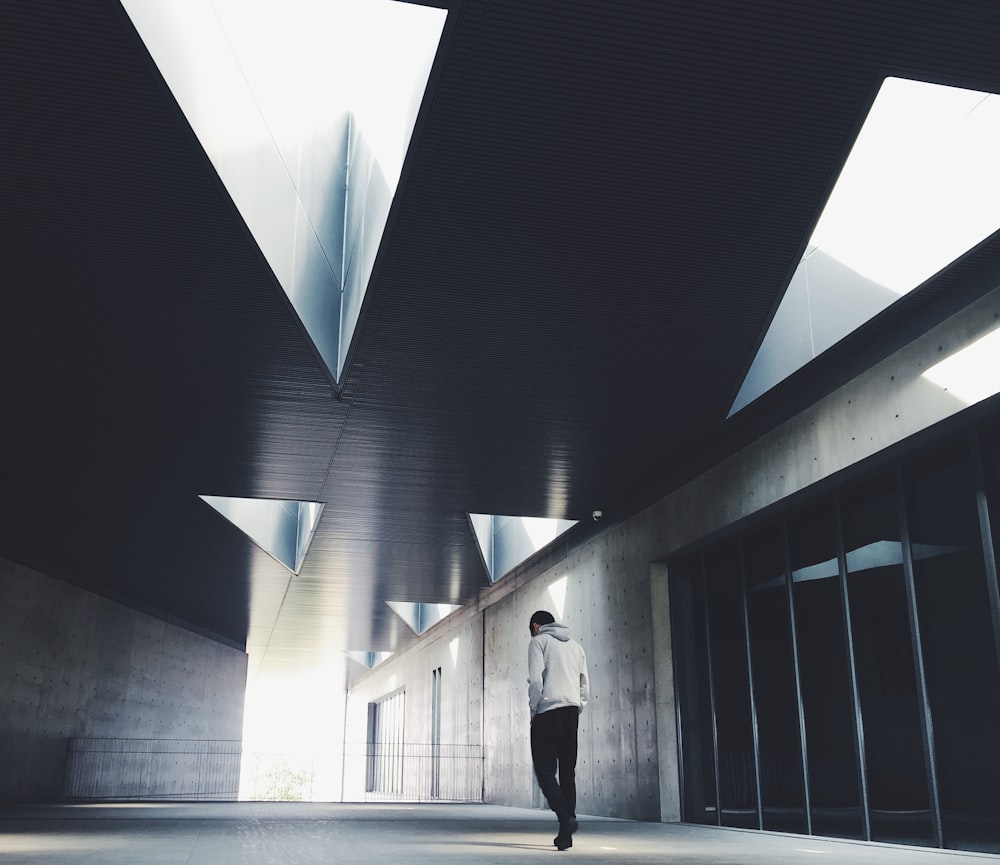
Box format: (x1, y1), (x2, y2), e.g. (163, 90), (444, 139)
(539, 622), (571, 641)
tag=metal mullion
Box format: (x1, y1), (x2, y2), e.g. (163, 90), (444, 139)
(399, 692), (406, 795)
(669, 566), (687, 822)
(894, 466), (943, 848)
(834, 492), (872, 841)
(701, 556), (723, 825)
(970, 430), (1000, 679)
(739, 538), (764, 831)
(782, 517), (812, 836)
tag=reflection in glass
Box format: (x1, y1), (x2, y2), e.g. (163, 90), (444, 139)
(842, 476), (934, 846)
(705, 543), (758, 828)
(671, 558), (717, 824)
(673, 423), (1000, 853)
(789, 501), (864, 839)
(745, 523), (806, 833)
(907, 443), (1000, 852)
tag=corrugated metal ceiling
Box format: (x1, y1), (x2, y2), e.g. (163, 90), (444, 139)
(3, 0), (1000, 682)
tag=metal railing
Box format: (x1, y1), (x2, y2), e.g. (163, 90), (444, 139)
(64, 738), (241, 800)
(64, 738), (483, 803)
(344, 742), (483, 803)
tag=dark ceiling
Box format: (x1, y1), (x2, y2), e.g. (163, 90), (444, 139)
(4, 0), (1000, 680)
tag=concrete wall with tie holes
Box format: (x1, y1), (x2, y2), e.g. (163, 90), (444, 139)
(346, 282), (1000, 821)
(344, 532), (666, 819)
(341, 601), (485, 802)
(480, 535), (664, 821)
(0, 556), (247, 803)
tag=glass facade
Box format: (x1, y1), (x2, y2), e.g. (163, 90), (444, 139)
(672, 423), (1000, 853)
(366, 689), (405, 796)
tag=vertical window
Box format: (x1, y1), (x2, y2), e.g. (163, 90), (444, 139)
(705, 542), (758, 828)
(672, 417), (1000, 853)
(841, 476), (934, 846)
(745, 522), (806, 834)
(671, 556), (718, 824)
(367, 689), (405, 797)
(431, 667), (442, 798)
(789, 501), (864, 839)
(907, 442), (1000, 852)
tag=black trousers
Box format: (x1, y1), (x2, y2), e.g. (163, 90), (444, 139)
(530, 706), (579, 823)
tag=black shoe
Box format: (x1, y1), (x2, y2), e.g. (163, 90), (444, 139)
(554, 817), (578, 850)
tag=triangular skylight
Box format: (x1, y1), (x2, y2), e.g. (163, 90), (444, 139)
(731, 77), (1000, 415)
(121, 0), (447, 384)
(345, 651), (394, 670)
(469, 514), (578, 583)
(386, 601), (461, 636)
(200, 496), (323, 574)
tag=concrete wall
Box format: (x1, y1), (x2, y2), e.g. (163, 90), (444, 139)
(344, 528), (662, 820)
(0, 556), (248, 803)
(345, 282), (1000, 822)
(343, 603), (484, 801)
(648, 285), (1000, 557)
(480, 534), (661, 820)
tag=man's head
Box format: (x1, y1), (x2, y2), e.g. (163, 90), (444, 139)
(529, 609), (555, 636)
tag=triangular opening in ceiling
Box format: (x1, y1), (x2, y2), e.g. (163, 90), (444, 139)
(730, 76), (1000, 416)
(120, 0), (447, 384)
(469, 514), (578, 583)
(345, 651), (394, 670)
(386, 601), (461, 636)
(200, 495), (323, 574)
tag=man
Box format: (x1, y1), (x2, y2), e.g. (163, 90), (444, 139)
(527, 610), (590, 851)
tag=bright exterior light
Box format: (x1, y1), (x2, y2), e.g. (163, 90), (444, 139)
(811, 78), (1000, 294)
(469, 514), (578, 583)
(199, 495), (323, 573)
(547, 575), (568, 620)
(923, 326), (1000, 405)
(122, 0), (447, 382)
(386, 601), (461, 636)
(345, 651), (394, 670)
(731, 77), (1000, 415)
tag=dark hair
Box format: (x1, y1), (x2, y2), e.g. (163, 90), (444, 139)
(529, 610), (555, 634)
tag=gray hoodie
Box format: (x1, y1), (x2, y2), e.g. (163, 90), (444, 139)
(527, 622), (590, 717)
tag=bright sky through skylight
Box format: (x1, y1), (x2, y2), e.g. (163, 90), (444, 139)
(523, 516), (564, 550)
(140, 0), (447, 191)
(122, 0), (446, 383)
(810, 78), (1000, 294)
(469, 514), (578, 582)
(729, 77), (1000, 417)
(230, 0), (442, 188)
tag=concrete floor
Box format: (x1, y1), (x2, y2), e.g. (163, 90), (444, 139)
(1, 802), (997, 865)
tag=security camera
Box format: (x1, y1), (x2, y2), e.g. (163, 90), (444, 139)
(592, 510), (603, 521)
